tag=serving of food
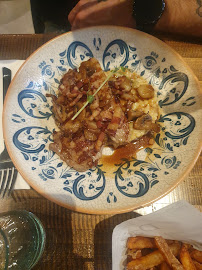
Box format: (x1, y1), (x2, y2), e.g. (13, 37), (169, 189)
(127, 236), (202, 270)
(48, 58), (160, 172)
(3, 26), (202, 213)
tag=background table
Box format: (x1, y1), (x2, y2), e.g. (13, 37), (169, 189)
(0, 33), (201, 269)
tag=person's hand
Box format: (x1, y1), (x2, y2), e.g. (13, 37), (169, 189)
(68, 0), (136, 30)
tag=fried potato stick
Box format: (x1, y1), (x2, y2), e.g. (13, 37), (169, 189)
(193, 260), (202, 270)
(154, 237), (183, 270)
(127, 237), (156, 250)
(180, 244), (196, 270)
(160, 262), (172, 270)
(127, 249), (142, 260)
(191, 250), (202, 264)
(127, 243), (180, 270)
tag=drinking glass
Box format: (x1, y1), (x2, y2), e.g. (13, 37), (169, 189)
(0, 210), (45, 269)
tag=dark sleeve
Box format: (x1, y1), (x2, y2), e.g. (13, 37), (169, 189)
(30, 0), (79, 33)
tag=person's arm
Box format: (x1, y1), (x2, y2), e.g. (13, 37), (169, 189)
(68, 0), (202, 37)
(68, 0), (136, 30)
(154, 0), (202, 37)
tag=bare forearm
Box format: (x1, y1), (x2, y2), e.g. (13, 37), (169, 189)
(154, 0), (202, 37)
(68, 0), (202, 37)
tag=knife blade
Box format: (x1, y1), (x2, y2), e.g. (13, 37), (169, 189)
(1, 67), (13, 165)
(3, 67), (11, 102)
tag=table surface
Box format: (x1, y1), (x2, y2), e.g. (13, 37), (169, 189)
(0, 33), (201, 270)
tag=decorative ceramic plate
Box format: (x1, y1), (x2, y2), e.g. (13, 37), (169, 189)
(3, 26), (202, 214)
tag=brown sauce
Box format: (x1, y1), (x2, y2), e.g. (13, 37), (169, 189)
(101, 134), (153, 165)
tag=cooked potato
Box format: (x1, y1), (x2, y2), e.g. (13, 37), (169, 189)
(134, 114), (160, 133)
(127, 243), (180, 270)
(126, 237), (201, 270)
(155, 236), (183, 270)
(191, 250), (202, 264)
(180, 244), (196, 270)
(137, 84), (155, 99)
(127, 236), (155, 249)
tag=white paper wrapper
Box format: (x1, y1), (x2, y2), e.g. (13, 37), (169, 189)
(112, 200), (202, 270)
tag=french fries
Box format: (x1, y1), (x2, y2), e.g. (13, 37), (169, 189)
(160, 262), (171, 270)
(126, 236), (201, 270)
(193, 260), (202, 270)
(190, 250), (202, 264)
(180, 244), (196, 270)
(127, 236), (155, 249)
(127, 243), (180, 270)
(154, 236), (183, 270)
(127, 249), (142, 260)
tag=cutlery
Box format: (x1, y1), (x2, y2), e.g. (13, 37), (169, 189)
(0, 67), (18, 197)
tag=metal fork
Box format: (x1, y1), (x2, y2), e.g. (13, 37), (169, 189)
(0, 67), (18, 198)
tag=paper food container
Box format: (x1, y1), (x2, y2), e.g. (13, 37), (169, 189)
(112, 201), (202, 270)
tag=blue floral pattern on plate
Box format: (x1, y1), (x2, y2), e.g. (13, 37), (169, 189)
(3, 27), (202, 213)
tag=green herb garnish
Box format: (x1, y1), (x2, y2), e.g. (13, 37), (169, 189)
(71, 67), (120, 121)
(120, 66), (126, 72)
(87, 94), (94, 104)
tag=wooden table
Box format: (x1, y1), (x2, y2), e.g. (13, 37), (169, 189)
(0, 34), (201, 270)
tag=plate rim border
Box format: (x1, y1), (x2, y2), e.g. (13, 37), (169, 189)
(3, 26), (202, 214)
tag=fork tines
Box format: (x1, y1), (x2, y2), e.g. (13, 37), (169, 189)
(0, 167), (18, 198)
